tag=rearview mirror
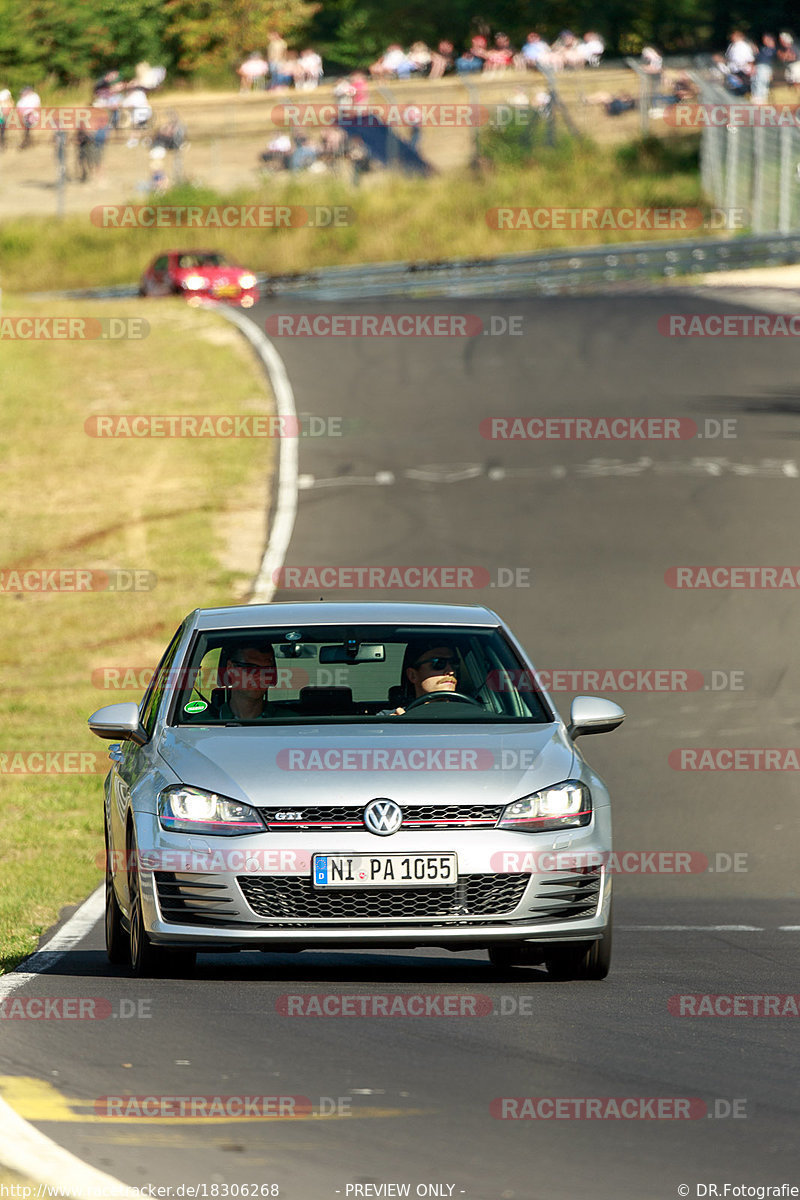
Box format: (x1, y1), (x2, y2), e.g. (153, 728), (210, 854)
(319, 643), (385, 664)
(567, 696), (625, 740)
(88, 702), (148, 746)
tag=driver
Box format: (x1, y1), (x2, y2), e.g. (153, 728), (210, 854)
(378, 641), (464, 716)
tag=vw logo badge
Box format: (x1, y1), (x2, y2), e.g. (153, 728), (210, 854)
(363, 798), (403, 836)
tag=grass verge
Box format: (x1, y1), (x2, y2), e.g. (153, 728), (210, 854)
(0, 297), (275, 972)
(1, 134), (706, 293)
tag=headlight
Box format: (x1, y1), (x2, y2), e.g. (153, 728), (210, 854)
(238, 273), (257, 289)
(499, 779), (591, 832)
(158, 786), (264, 835)
(181, 275), (208, 290)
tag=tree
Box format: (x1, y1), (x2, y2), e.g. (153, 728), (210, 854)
(163, 0), (319, 76)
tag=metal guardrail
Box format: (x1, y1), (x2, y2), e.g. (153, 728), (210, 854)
(41, 233), (800, 304)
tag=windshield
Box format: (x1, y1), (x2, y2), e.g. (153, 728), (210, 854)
(176, 253), (229, 269)
(169, 624), (551, 725)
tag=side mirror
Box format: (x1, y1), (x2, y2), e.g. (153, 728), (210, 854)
(88, 702), (148, 746)
(568, 696), (625, 740)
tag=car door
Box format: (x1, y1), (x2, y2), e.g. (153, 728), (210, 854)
(149, 253), (172, 295)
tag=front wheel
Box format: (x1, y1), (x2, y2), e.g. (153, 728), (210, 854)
(545, 923), (612, 981)
(104, 837), (128, 966)
(127, 831), (195, 976)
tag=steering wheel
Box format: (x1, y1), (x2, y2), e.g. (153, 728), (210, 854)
(403, 691), (483, 711)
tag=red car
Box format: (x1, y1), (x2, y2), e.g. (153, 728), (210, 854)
(138, 250), (260, 307)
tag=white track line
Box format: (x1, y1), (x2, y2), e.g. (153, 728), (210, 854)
(0, 888), (139, 1198)
(210, 305), (299, 605)
(619, 925), (764, 932)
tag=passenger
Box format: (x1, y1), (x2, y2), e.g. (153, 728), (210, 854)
(219, 644), (278, 719)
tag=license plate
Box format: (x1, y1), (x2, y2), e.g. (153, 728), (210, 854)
(214, 284), (238, 297)
(313, 853), (457, 889)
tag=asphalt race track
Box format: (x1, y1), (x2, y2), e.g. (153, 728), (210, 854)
(2, 293), (800, 1199)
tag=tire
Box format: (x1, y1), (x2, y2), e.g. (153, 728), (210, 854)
(488, 943), (526, 971)
(545, 923), (612, 981)
(127, 830), (196, 977)
(104, 835), (129, 967)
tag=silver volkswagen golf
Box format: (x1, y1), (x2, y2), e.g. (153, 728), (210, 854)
(89, 602), (624, 978)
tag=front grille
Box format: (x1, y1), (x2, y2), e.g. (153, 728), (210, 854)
(260, 804), (502, 832)
(524, 868), (603, 923)
(238, 873), (529, 922)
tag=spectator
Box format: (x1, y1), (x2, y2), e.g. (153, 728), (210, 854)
(320, 125), (347, 167)
(237, 51), (269, 92)
(348, 135), (371, 184)
(267, 30), (288, 87)
(429, 40), (455, 79)
(75, 127), (96, 181)
(134, 62), (166, 90)
(469, 34), (489, 61)
(121, 83), (152, 145)
(585, 90), (636, 115)
(521, 33), (551, 68)
(456, 48), (484, 75)
(640, 46), (663, 76)
(752, 34), (776, 103)
(93, 71), (123, 134)
(289, 132), (318, 170)
(573, 32), (605, 66)
(152, 113), (186, 151)
(549, 31), (579, 68)
(370, 44), (412, 78)
(484, 33), (516, 70)
(16, 85), (41, 150)
(260, 131), (292, 170)
(778, 32), (800, 86)
(335, 71), (369, 108)
(148, 145), (168, 193)
(297, 47), (323, 90)
(713, 53), (750, 95)
(408, 42), (433, 76)
(726, 30), (756, 75)
(0, 88), (12, 150)
(274, 49), (299, 90)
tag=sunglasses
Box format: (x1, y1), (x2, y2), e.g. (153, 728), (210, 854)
(414, 656), (459, 671)
(227, 658), (275, 670)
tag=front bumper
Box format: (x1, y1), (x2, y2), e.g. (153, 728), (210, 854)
(128, 812), (612, 951)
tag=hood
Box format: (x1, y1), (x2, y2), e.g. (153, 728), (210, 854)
(156, 723), (576, 808)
